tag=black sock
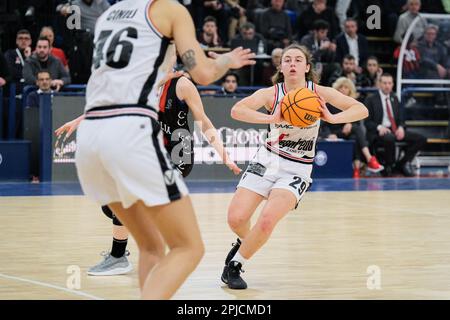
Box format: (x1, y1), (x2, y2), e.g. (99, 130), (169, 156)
(111, 238), (128, 258)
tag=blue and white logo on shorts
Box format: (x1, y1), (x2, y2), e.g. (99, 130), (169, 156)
(314, 150), (327, 166)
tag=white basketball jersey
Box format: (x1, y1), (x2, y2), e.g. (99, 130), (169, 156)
(85, 0), (169, 112)
(265, 81), (320, 164)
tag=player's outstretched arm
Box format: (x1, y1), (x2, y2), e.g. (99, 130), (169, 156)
(315, 85), (368, 124)
(230, 87), (282, 124)
(54, 114), (85, 139)
(153, 1), (255, 85)
(176, 77), (241, 175)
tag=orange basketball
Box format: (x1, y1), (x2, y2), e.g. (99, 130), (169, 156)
(281, 88), (322, 127)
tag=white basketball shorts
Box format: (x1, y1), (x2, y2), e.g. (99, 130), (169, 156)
(75, 112), (188, 209)
(237, 147), (312, 205)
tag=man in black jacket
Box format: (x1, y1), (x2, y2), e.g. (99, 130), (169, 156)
(23, 37), (71, 90)
(335, 17), (368, 69)
(364, 73), (426, 177)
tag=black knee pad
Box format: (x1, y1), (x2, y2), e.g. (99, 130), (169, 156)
(101, 205), (123, 226)
(101, 205), (114, 219)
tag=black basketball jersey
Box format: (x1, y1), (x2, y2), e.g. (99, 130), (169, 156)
(158, 76), (194, 177)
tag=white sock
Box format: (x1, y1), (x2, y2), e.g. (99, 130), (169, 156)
(231, 251), (247, 266)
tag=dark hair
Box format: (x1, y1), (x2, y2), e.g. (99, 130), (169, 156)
(367, 56), (378, 63)
(343, 54), (356, 61)
(380, 72), (394, 80)
(345, 17), (357, 24)
(36, 36), (50, 46)
(223, 72), (239, 84)
(313, 19), (329, 31)
(37, 70), (51, 78)
(240, 22), (255, 31)
(204, 16), (217, 25)
(17, 29), (31, 37)
(271, 43), (319, 84)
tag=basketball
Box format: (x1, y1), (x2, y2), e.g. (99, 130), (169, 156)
(281, 88), (322, 127)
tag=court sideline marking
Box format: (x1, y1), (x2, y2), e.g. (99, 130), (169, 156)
(0, 272), (104, 300)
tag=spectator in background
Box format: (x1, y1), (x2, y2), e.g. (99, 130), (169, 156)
(335, 17), (368, 70)
(226, 0), (247, 41)
(300, 19), (336, 64)
(24, 70), (54, 183)
(230, 22), (267, 85)
(417, 24), (449, 79)
(230, 22), (266, 54)
(393, 0), (427, 44)
(25, 70), (53, 108)
(58, 0), (110, 83)
(4, 30), (32, 90)
(57, 0), (110, 35)
(39, 26), (69, 71)
(360, 56), (383, 88)
(216, 72), (242, 96)
(202, 0), (229, 43)
(328, 54), (359, 86)
(197, 16), (224, 48)
(393, 35), (421, 79)
(364, 73), (427, 177)
(335, 0), (351, 32)
(261, 47), (282, 86)
(259, 0), (292, 51)
(321, 77), (384, 178)
(297, 0), (339, 41)
(23, 37), (71, 90)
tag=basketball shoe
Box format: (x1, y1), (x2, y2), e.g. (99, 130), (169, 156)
(227, 261), (247, 290)
(221, 238), (241, 284)
(87, 251), (133, 276)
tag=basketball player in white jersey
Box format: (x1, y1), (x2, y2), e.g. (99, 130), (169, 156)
(75, 0), (254, 299)
(220, 44), (368, 290)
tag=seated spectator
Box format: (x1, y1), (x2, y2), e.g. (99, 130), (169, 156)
(39, 26), (69, 70)
(226, 0), (248, 41)
(4, 29), (32, 91)
(364, 73), (427, 177)
(297, 0), (339, 40)
(328, 54), (360, 86)
(335, 17), (368, 69)
(230, 22), (267, 85)
(58, 0), (110, 83)
(393, 35), (421, 79)
(216, 72), (242, 96)
(57, 0), (110, 35)
(300, 19), (336, 64)
(259, 0), (292, 51)
(321, 77), (384, 178)
(202, 0), (229, 43)
(360, 56), (383, 88)
(23, 37), (71, 90)
(230, 22), (266, 54)
(24, 70), (54, 183)
(261, 47), (282, 86)
(417, 24), (449, 79)
(393, 0), (427, 44)
(25, 70), (53, 108)
(197, 16), (224, 48)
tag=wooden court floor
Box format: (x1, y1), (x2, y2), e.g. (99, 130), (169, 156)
(1, 190), (450, 299)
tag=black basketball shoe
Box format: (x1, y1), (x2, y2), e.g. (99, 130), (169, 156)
(227, 261), (247, 290)
(221, 238), (241, 284)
